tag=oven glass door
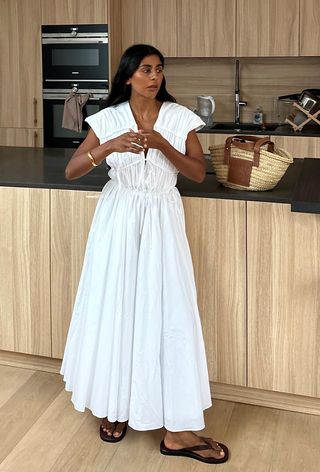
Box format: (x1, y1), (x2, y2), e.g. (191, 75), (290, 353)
(43, 98), (103, 148)
(42, 42), (108, 81)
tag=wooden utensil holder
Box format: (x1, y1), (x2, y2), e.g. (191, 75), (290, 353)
(285, 102), (320, 132)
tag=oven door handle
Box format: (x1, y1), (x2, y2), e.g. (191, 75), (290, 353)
(42, 37), (108, 44)
(43, 93), (106, 100)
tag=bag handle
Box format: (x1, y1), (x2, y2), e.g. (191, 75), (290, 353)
(224, 135), (275, 167)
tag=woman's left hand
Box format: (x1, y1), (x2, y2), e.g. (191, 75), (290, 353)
(137, 129), (167, 151)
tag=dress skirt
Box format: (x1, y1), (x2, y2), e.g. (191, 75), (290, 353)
(61, 180), (212, 431)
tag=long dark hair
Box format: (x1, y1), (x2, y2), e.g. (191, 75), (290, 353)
(103, 44), (176, 108)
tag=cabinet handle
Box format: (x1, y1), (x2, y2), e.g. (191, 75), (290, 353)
(86, 195), (100, 199)
(33, 98), (37, 126)
(34, 130), (38, 147)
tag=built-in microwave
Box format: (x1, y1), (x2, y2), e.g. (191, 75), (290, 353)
(43, 82), (108, 148)
(42, 24), (108, 83)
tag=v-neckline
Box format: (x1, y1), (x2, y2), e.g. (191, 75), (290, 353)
(127, 101), (166, 131)
(127, 101), (166, 159)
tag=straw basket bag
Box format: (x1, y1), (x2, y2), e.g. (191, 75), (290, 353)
(209, 135), (293, 191)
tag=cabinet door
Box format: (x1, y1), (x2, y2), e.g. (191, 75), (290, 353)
(0, 187), (51, 356)
(237, 0), (299, 57)
(177, 0), (235, 57)
(300, 0), (320, 56)
(0, 128), (43, 148)
(272, 136), (320, 159)
(51, 189), (100, 359)
(121, 0), (177, 56)
(197, 133), (234, 155)
(182, 197), (246, 386)
(41, 0), (108, 24)
(0, 0), (42, 128)
(247, 202), (320, 397)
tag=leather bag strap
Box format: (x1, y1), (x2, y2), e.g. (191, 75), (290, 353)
(224, 135), (275, 167)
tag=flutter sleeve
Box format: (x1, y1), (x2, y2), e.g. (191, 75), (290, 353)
(180, 107), (206, 141)
(186, 109), (206, 132)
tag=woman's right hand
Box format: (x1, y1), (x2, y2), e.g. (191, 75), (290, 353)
(65, 128), (146, 180)
(110, 129), (145, 154)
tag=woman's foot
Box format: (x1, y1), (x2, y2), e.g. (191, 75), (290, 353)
(163, 431), (226, 461)
(101, 418), (127, 440)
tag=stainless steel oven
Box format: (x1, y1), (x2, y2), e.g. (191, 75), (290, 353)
(42, 24), (108, 83)
(43, 82), (108, 148)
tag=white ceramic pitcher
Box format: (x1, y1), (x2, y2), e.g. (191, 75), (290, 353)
(197, 95), (215, 125)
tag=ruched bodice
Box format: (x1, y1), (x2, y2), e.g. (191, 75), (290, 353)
(85, 100), (204, 193)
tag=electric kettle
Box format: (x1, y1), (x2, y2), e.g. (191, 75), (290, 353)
(197, 95), (215, 125)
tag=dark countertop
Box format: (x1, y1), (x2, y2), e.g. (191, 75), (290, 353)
(0, 146), (319, 214)
(199, 123), (320, 137)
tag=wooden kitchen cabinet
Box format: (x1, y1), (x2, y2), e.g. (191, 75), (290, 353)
(197, 133), (234, 154)
(41, 0), (108, 25)
(183, 197), (247, 386)
(300, 0), (320, 56)
(121, 0), (177, 56)
(0, 128), (43, 148)
(177, 0), (235, 57)
(237, 0), (299, 57)
(121, 0), (235, 57)
(247, 202), (320, 397)
(0, 0), (42, 129)
(0, 187), (51, 356)
(272, 136), (320, 159)
(50, 189), (100, 358)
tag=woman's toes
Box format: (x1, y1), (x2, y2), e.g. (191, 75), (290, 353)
(113, 422), (126, 437)
(101, 419), (115, 435)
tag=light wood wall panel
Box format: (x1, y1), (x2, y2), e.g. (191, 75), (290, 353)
(183, 197), (247, 386)
(177, 0), (235, 57)
(247, 202), (320, 397)
(0, 187), (51, 356)
(300, 0), (320, 56)
(237, 0), (299, 57)
(41, 0), (108, 24)
(0, 128), (43, 148)
(0, 0), (42, 128)
(272, 136), (320, 159)
(121, 0), (177, 56)
(50, 190), (100, 358)
(108, 0), (123, 80)
(165, 57), (320, 123)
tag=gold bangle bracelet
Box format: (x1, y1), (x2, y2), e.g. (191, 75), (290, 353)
(87, 151), (98, 167)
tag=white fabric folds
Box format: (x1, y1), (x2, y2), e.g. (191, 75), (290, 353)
(61, 101), (212, 431)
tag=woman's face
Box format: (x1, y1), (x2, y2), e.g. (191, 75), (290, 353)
(126, 54), (164, 99)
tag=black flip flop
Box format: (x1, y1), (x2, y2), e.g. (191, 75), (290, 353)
(160, 439), (229, 464)
(100, 421), (128, 443)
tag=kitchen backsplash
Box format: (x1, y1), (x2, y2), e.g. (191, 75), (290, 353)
(165, 57), (320, 123)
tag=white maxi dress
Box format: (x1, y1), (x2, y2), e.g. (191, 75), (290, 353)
(61, 101), (212, 432)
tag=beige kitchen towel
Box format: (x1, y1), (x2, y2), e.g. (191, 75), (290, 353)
(62, 92), (91, 133)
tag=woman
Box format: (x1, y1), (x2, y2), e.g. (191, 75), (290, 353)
(61, 44), (229, 465)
